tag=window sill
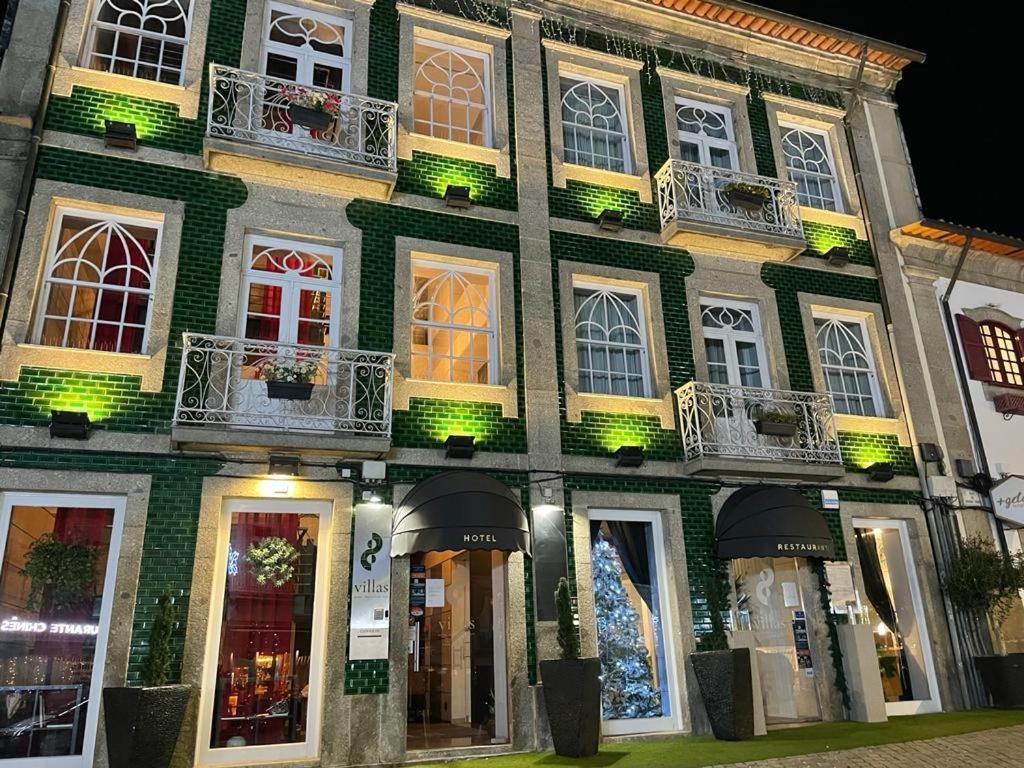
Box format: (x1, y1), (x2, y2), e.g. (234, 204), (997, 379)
(393, 375), (518, 418)
(567, 388), (675, 430)
(554, 161), (653, 204)
(399, 132), (511, 178)
(834, 413), (904, 436)
(52, 66), (199, 119)
(0, 343), (163, 392)
(799, 205), (867, 240)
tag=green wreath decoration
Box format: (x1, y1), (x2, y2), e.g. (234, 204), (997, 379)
(245, 536), (299, 587)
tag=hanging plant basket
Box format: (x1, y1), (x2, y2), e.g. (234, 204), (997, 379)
(266, 380), (314, 400)
(288, 105), (333, 131)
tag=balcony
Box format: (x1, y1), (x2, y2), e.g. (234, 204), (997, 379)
(172, 333), (394, 454)
(204, 65), (398, 200)
(675, 381), (844, 479)
(655, 160), (805, 261)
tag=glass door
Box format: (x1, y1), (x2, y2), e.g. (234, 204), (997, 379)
(853, 519), (941, 715)
(733, 557), (822, 725)
(588, 510), (680, 736)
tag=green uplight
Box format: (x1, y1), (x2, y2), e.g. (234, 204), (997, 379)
(850, 444), (892, 470)
(578, 186), (633, 220)
(43, 389), (115, 423)
(431, 170), (479, 200)
(429, 408), (494, 446)
(597, 422), (649, 453)
(803, 225), (850, 257)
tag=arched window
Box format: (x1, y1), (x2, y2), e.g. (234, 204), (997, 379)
(413, 39), (491, 147)
(780, 124), (842, 212)
(560, 76), (630, 173)
(84, 0), (193, 85)
(675, 98), (737, 169)
(813, 315), (883, 416)
(34, 208), (160, 354)
(573, 285), (649, 397)
(411, 261), (496, 383)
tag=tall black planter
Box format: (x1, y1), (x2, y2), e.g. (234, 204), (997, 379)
(103, 685), (191, 768)
(690, 649), (755, 740)
(975, 653), (1024, 709)
(540, 657), (601, 757)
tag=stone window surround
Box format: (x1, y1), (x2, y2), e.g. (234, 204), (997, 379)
(0, 181), (183, 393)
(543, 39), (653, 204)
(685, 256), (791, 390)
(657, 68), (758, 176)
(762, 92), (868, 240)
(0, 468), (151, 768)
(392, 237), (518, 418)
(179, 475), (352, 766)
(799, 293), (909, 438)
(397, 3), (512, 178)
(568, 489), (692, 734)
(963, 305), (1024, 403)
(214, 184), (363, 350)
(52, 0), (211, 118)
(558, 260), (674, 429)
(238, 0), (373, 97)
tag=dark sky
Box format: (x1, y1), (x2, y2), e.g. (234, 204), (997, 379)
(758, 2), (1019, 238)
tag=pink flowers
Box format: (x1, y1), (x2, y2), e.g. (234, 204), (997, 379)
(278, 84), (343, 116)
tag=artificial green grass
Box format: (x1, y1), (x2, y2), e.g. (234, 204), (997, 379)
(413, 710), (1024, 767)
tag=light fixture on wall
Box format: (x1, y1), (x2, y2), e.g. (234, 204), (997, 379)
(104, 120), (138, 150)
(268, 454), (301, 477)
(614, 445), (645, 468)
(362, 489), (383, 504)
(533, 486), (563, 515)
(49, 410), (91, 440)
(445, 434), (476, 459)
(825, 246), (850, 268)
(867, 462), (895, 482)
(596, 209), (624, 232)
(443, 184), (472, 209)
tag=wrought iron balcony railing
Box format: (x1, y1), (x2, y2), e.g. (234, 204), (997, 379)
(207, 64), (398, 171)
(675, 381), (842, 466)
(174, 333), (394, 436)
(655, 159), (803, 241)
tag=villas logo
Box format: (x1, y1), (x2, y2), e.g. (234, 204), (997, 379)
(360, 533), (383, 571)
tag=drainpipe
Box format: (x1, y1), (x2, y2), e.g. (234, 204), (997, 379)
(0, 0), (71, 331)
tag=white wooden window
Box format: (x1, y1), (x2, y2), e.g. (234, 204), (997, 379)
(814, 313), (884, 416)
(700, 299), (768, 388)
(261, 2), (351, 92)
(413, 38), (492, 147)
(675, 97), (737, 169)
(560, 75), (631, 174)
(33, 207), (160, 355)
(573, 283), (650, 398)
(411, 261), (496, 384)
(84, 0), (192, 84)
(780, 123), (843, 212)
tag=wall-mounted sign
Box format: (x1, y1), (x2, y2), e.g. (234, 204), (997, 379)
(348, 503), (392, 661)
(1, 618), (99, 635)
(820, 489), (840, 511)
(825, 563), (857, 604)
(425, 578), (445, 608)
(792, 610), (814, 674)
(992, 475), (1024, 526)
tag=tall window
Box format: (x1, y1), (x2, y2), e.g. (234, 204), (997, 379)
(573, 284), (650, 397)
(814, 314), (883, 416)
(956, 314), (1024, 387)
(700, 299), (767, 388)
(780, 124), (842, 212)
(560, 76), (630, 173)
(411, 261), (496, 384)
(413, 39), (491, 147)
(675, 98), (737, 169)
(84, 0), (192, 84)
(262, 3), (351, 92)
(34, 208), (160, 354)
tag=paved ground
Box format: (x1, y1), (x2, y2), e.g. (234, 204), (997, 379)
(718, 723), (1024, 767)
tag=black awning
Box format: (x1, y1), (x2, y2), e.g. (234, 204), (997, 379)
(716, 486), (835, 560)
(391, 471), (531, 557)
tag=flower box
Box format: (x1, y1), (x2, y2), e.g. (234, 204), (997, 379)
(288, 105), (333, 131)
(266, 380), (315, 400)
(723, 183), (771, 212)
(754, 418), (798, 437)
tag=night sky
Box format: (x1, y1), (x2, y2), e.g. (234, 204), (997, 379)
(759, 2), (1018, 238)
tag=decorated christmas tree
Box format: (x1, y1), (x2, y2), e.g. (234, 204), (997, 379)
(591, 534), (662, 719)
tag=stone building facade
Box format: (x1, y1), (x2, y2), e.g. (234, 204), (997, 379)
(0, 1), (979, 766)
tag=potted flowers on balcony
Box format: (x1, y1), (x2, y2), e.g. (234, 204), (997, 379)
(261, 357), (320, 400)
(753, 408), (800, 437)
(722, 181), (772, 213)
(279, 84), (342, 131)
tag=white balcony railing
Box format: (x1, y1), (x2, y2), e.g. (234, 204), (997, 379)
(655, 159), (803, 240)
(174, 333), (394, 436)
(207, 64), (398, 171)
(676, 381), (842, 466)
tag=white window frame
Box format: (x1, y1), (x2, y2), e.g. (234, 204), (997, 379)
(813, 311), (885, 416)
(559, 73), (633, 175)
(410, 258), (498, 386)
(0, 492), (127, 768)
(31, 205), (162, 356)
(674, 96), (738, 169)
(779, 121), (844, 213)
(412, 37), (493, 148)
(260, 2), (352, 92)
(83, 0), (193, 86)
(572, 280), (651, 399)
(195, 497), (332, 767)
(700, 297), (770, 388)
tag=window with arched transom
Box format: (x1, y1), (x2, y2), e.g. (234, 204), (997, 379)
(560, 76), (631, 173)
(780, 123), (842, 212)
(413, 39), (492, 147)
(813, 313), (884, 416)
(84, 0), (193, 84)
(573, 283), (650, 397)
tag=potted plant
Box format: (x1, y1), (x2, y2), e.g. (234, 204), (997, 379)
(261, 357), (320, 400)
(20, 534), (98, 615)
(103, 591), (191, 768)
(279, 84), (341, 131)
(690, 576), (755, 740)
(539, 577), (601, 757)
(943, 534), (1024, 708)
(722, 181), (772, 213)
(753, 408), (800, 437)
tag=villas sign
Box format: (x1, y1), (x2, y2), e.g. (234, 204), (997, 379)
(992, 476), (1024, 526)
